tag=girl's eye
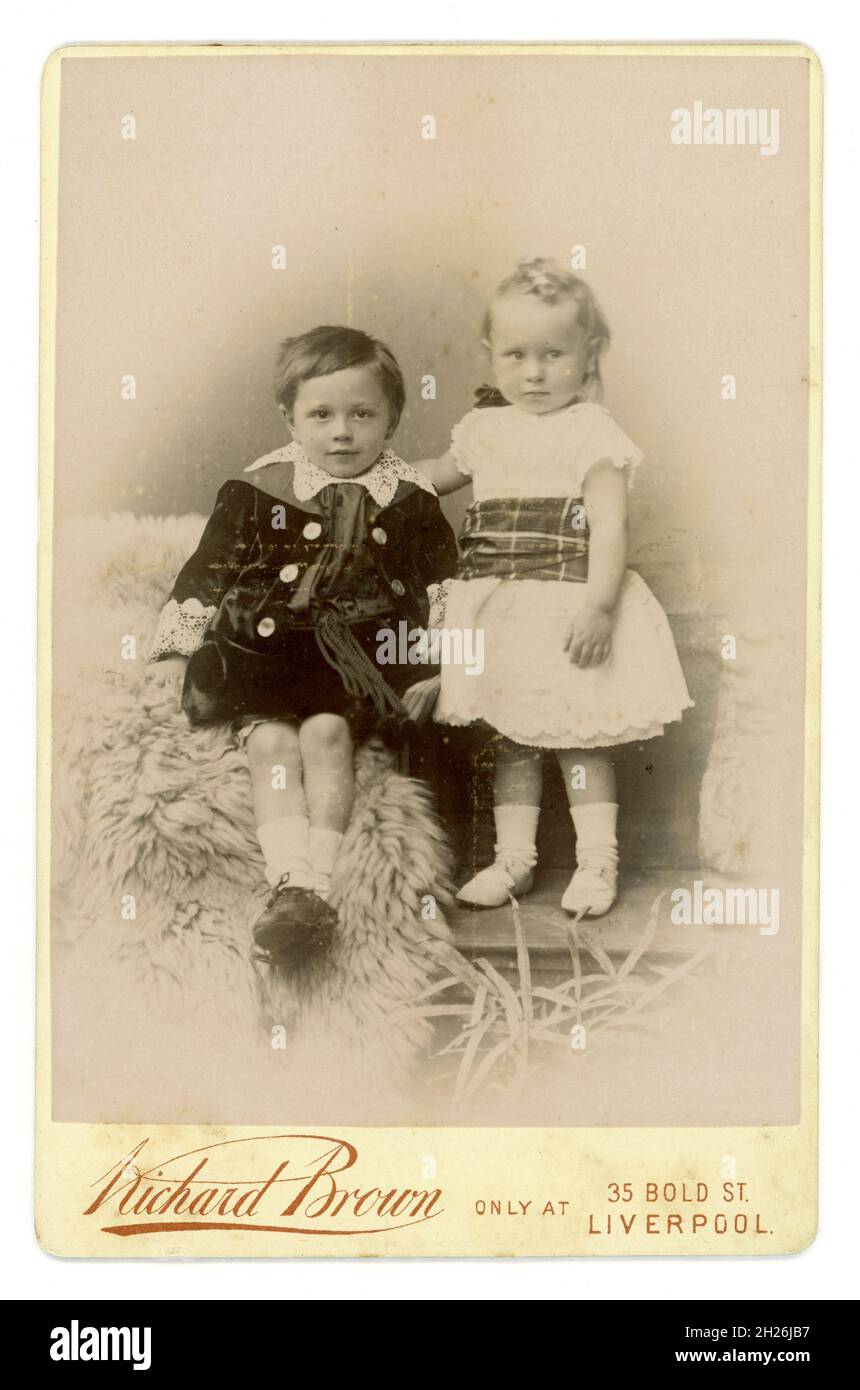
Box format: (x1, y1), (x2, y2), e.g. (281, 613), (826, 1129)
(354, 410), (374, 419)
(545, 350), (561, 359)
(310, 409), (329, 419)
(506, 351), (524, 360)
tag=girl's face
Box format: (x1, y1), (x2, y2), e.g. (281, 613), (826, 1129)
(285, 364), (395, 477)
(487, 296), (592, 414)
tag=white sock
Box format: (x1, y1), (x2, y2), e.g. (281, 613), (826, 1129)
(494, 804), (540, 870)
(309, 826), (344, 899)
(570, 802), (619, 871)
(256, 815), (314, 890)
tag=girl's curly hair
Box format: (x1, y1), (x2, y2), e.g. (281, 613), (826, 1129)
(482, 258), (611, 401)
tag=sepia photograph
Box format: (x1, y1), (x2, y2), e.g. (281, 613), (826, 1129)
(37, 43), (819, 1256)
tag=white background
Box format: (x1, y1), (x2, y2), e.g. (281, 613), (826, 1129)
(3, 2), (855, 1301)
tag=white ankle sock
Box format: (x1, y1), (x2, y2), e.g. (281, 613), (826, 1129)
(494, 804), (540, 870)
(570, 802), (619, 871)
(256, 815), (314, 889)
(309, 826), (344, 898)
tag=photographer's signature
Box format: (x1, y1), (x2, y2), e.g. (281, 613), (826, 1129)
(83, 1134), (443, 1237)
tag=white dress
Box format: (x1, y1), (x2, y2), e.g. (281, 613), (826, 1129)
(432, 401), (694, 748)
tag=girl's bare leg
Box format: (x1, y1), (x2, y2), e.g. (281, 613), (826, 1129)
(494, 736), (543, 806)
(457, 736), (542, 907)
(555, 747), (616, 807)
(555, 746), (619, 916)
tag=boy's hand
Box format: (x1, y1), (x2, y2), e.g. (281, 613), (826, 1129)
(402, 675), (441, 727)
(563, 607), (613, 668)
(142, 656), (187, 713)
(146, 656), (188, 685)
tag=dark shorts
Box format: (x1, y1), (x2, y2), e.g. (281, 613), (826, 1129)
(181, 620), (431, 746)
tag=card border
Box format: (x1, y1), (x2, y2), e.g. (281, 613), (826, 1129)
(35, 40), (822, 1259)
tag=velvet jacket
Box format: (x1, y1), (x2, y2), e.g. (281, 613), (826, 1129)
(148, 446), (459, 726)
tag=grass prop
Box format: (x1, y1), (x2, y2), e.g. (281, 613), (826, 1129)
(394, 891), (713, 1113)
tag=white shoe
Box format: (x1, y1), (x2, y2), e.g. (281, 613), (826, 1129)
(561, 861), (618, 917)
(456, 858), (536, 909)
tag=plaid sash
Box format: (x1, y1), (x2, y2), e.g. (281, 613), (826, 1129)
(456, 496), (589, 583)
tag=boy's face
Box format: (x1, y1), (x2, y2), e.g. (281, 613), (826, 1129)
(488, 296), (592, 414)
(286, 365), (394, 477)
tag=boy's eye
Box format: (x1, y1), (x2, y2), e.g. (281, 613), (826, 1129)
(310, 409), (329, 418)
(354, 409), (375, 419)
(545, 350), (562, 359)
(505, 351), (524, 360)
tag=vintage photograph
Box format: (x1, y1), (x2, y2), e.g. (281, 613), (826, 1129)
(45, 45), (814, 1134)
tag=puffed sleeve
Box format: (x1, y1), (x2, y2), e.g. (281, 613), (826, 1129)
(579, 407), (644, 491)
(449, 410), (480, 477)
(148, 480), (257, 661)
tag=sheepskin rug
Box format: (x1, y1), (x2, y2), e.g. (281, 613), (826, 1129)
(50, 512), (463, 1124)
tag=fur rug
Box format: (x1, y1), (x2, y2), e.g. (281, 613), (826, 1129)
(51, 512), (463, 1122)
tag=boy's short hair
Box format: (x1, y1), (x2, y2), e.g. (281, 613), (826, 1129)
(274, 326), (406, 430)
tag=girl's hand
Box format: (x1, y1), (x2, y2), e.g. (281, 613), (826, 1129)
(564, 607), (613, 668)
(402, 675), (441, 726)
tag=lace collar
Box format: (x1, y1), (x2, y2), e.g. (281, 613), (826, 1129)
(244, 440), (436, 508)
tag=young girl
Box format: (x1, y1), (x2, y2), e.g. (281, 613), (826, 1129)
(418, 259), (693, 916)
(146, 326), (457, 965)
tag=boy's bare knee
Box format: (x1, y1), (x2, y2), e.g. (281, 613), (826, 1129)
(245, 720), (300, 765)
(299, 713), (351, 756)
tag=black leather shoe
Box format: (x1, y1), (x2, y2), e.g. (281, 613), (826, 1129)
(252, 875), (337, 966)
